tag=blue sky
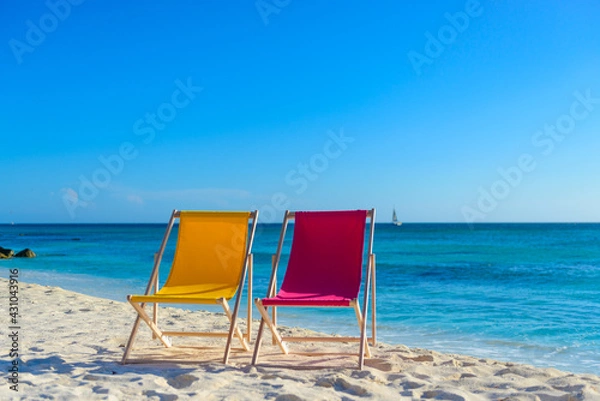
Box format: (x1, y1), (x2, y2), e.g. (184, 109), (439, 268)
(2, 0), (599, 223)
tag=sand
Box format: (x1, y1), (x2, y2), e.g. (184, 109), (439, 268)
(1, 279), (599, 400)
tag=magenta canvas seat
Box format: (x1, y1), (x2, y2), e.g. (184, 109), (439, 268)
(261, 210), (367, 307)
(252, 209), (377, 370)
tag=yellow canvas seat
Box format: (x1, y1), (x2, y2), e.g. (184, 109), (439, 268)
(122, 210), (258, 364)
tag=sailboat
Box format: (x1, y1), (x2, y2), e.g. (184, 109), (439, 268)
(392, 208), (402, 226)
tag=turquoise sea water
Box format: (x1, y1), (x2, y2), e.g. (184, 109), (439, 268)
(1, 223), (599, 375)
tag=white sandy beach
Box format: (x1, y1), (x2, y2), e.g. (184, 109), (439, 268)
(1, 278), (599, 400)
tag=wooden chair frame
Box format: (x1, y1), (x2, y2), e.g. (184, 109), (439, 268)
(121, 209), (258, 365)
(252, 209), (376, 369)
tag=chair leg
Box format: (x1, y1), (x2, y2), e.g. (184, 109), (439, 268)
(255, 300), (288, 354)
(353, 301), (372, 358)
(358, 293), (372, 370)
(358, 332), (366, 370)
(354, 302), (371, 370)
(220, 298), (250, 354)
(271, 306), (277, 345)
(371, 254), (377, 346)
(247, 255), (253, 344)
(152, 303), (158, 340)
(357, 304), (368, 370)
(121, 314), (142, 364)
(129, 301), (172, 348)
(358, 303), (370, 370)
(251, 315), (266, 365)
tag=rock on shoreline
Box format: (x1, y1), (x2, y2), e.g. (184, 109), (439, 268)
(0, 246), (36, 258)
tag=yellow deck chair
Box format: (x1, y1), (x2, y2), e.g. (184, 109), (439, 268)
(121, 210), (258, 364)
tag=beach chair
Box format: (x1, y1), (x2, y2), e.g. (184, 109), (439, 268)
(252, 209), (376, 369)
(122, 210), (258, 365)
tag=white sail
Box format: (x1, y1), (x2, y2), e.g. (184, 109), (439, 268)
(392, 208), (402, 226)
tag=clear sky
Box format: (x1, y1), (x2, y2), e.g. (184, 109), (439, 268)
(2, 0), (599, 223)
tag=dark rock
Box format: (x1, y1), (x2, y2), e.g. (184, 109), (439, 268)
(0, 246), (14, 259)
(15, 248), (36, 258)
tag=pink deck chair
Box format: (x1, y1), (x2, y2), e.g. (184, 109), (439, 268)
(252, 209), (376, 369)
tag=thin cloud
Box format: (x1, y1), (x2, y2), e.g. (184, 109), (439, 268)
(108, 186), (252, 208)
(145, 188), (251, 201)
(126, 194), (144, 205)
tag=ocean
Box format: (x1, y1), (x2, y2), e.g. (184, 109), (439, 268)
(1, 222), (599, 375)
